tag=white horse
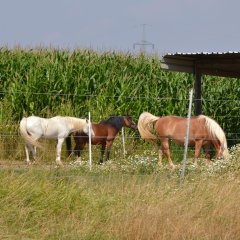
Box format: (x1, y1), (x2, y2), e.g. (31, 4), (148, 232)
(19, 115), (95, 166)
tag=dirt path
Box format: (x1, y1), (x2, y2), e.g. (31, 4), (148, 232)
(0, 160), (60, 171)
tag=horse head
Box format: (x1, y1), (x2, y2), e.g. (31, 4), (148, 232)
(83, 118), (95, 138)
(123, 115), (137, 130)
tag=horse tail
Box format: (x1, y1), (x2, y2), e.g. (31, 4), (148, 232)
(138, 112), (160, 142)
(19, 117), (44, 149)
(66, 133), (72, 156)
(202, 115), (229, 159)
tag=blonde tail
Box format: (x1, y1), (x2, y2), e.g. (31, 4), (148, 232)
(138, 112), (159, 142)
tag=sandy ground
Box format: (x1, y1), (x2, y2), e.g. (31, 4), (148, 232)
(0, 159), (62, 171)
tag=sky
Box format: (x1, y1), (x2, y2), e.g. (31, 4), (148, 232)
(0, 0), (240, 57)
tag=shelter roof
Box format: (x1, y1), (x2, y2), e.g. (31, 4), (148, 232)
(160, 51), (240, 78)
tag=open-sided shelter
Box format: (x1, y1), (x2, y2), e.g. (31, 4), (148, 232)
(160, 52), (240, 115)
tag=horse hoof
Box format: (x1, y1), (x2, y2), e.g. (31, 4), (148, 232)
(158, 163), (163, 167)
(170, 164), (176, 170)
(74, 161), (82, 166)
(56, 162), (64, 167)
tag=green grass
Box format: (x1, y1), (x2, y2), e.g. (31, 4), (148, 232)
(0, 145), (239, 239)
(0, 162), (239, 239)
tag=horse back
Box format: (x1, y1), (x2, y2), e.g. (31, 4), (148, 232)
(155, 116), (183, 139)
(155, 116), (208, 143)
(26, 116), (71, 138)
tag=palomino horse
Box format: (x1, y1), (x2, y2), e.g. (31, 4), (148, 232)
(20, 115), (94, 166)
(66, 115), (137, 164)
(138, 112), (228, 168)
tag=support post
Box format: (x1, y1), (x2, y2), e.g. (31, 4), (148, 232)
(122, 128), (126, 157)
(194, 69), (202, 115)
(181, 88), (193, 180)
(88, 112), (92, 170)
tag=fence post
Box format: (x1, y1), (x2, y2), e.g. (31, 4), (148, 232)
(88, 112), (92, 170)
(122, 128), (126, 157)
(181, 88), (193, 179)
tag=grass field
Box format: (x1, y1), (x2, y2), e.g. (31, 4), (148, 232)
(1, 47), (240, 239)
(0, 143), (239, 240)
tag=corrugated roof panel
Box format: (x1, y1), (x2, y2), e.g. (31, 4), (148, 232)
(166, 51), (240, 56)
(161, 51), (240, 78)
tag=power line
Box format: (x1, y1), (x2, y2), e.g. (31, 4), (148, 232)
(133, 24), (154, 53)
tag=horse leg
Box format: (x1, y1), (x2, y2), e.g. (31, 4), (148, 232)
(73, 135), (87, 163)
(105, 140), (113, 162)
(56, 138), (65, 166)
(212, 140), (222, 160)
(203, 143), (212, 164)
(161, 138), (175, 169)
(25, 143), (37, 165)
(24, 144), (31, 165)
(212, 140), (220, 159)
(65, 134), (72, 157)
(194, 140), (203, 165)
(75, 141), (86, 164)
(74, 145), (82, 164)
(99, 144), (106, 164)
(73, 134), (80, 156)
(75, 149), (82, 164)
(31, 146), (37, 163)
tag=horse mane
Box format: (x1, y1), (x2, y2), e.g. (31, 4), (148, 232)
(65, 117), (87, 132)
(100, 116), (124, 130)
(200, 115), (229, 158)
(137, 112), (159, 142)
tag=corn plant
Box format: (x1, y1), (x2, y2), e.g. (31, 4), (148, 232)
(0, 47), (240, 145)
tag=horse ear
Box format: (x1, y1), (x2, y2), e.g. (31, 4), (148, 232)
(86, 118), (89, 123)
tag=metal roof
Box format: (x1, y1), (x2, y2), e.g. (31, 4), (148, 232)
(160, 51), (240, 78)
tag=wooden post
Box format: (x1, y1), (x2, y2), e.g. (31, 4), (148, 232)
(194, 69), (202, 115)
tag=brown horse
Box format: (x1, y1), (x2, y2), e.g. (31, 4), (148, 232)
(138, 112), (228, 168)
(66, 115), (137, 164)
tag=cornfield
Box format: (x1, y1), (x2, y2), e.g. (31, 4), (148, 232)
(0, 47), (240, 145)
